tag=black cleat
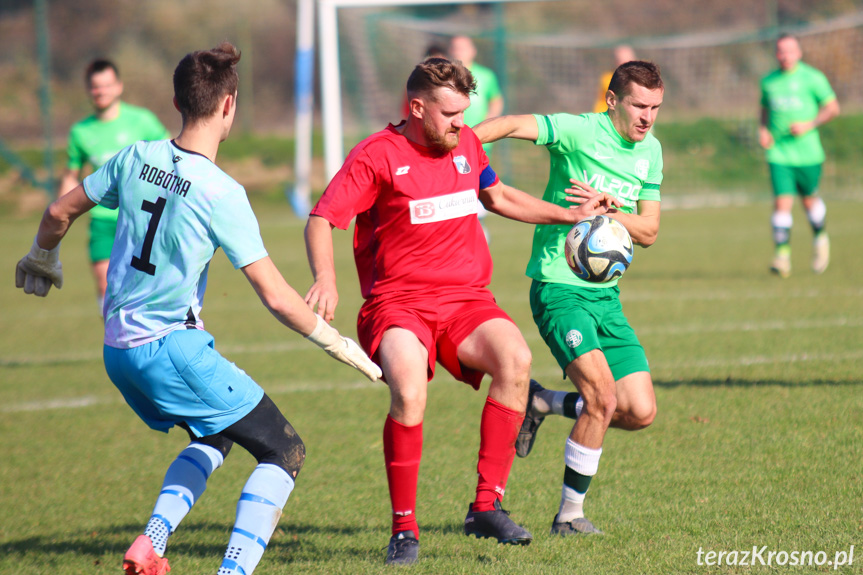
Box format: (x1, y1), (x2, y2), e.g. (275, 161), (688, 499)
(385, 530), (419, 566)
(550, 514), (603, 535)
(516, 380), (546, 458)
(464, 500), (532, 545)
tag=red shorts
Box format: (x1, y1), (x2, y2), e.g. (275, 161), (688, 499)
(357, 287), (514, 390)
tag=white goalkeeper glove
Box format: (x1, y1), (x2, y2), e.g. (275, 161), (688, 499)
(16, 237), (63, 297)
(306, 314), (383, 382)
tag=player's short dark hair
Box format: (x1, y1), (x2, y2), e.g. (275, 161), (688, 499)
(173, 41), (241, 123)
(776, 33), (800, 45)
(85, 59), (119, 82)
(406, 57), (476, 103)
(609, 60), (663, 98)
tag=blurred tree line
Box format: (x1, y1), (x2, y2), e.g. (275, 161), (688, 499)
(0, 0), (298, 138)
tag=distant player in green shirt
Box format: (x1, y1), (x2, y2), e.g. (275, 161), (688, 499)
(58, 59), (170, 314)
(759, 34), (839, 278)
(449, 36), (504, 152)
(475, 60), (664, 536)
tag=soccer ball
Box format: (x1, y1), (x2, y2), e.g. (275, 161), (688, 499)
(564, 215), (633, 283)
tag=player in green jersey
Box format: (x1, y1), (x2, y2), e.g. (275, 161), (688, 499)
(58, 59), (170, 315)
(449, 36), (504, 152)
(759, 34), (839, 278)
(475, 60), (664, 536)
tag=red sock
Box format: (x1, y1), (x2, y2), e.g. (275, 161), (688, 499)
(383, 415), (423, 537)
(474, 396), (524, 512)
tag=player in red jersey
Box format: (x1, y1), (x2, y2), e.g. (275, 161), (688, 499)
(304, 57), (619, 565)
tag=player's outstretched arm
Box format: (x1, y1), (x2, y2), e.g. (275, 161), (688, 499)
(473, 114), (538, 144)
(304, 215), (340, 323)
(242, 257), (381, 381)
(479, 180), (618, 225)
(16, 184), (96, 297)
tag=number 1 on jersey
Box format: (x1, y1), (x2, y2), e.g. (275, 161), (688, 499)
(131, 196), (167, 276)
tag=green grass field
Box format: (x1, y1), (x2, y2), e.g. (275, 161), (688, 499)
(1, 196), (861, 574)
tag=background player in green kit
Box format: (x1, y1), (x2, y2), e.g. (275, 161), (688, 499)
(449, 35), (504, 154)
(475, 60), (664, 535)
(759, 34), (839, 278)
(58, 58), (170, 314)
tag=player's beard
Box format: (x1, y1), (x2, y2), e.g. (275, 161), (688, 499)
(423, 116), (460, 153)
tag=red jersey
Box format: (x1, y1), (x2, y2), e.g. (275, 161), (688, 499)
(312, 123), (499, 299)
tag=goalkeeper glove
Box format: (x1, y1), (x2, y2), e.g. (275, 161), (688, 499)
(16, 238), (63, 297)
(306, 314), (382, 382)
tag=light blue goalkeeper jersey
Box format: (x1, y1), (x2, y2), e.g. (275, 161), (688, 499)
(83, 139), (268, 349)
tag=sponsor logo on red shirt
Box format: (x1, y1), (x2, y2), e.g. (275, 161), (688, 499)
(413, 202), (435, 219)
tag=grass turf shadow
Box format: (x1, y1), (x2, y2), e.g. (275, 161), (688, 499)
(654, 378), (860, 388)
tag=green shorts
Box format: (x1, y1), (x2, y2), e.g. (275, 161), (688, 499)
(768, 163), (822, 197)
(88, 216), (117, 263)
(529, 279), (649, 381)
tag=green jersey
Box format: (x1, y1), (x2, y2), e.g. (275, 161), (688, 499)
(465, 63), (502, 155)
(66, 101), (170, 220)
(527, 112), (663, 289)
(464, 63), (502, 127)
(760, 62), (836, 166)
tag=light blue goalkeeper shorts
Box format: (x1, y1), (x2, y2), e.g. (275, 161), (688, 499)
(103, 328), (264, 437)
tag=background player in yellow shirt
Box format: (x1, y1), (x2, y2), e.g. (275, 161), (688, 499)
(593, 45), (636, 113)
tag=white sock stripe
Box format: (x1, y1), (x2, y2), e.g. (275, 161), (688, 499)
(231, 527), (268, 550)
(558, 485), (586, 523)
(807, 198), (827, 224)
(561, 484), (586, 502)
(158, 488), (193, 510)
(242, 463), (294, 509)
(771, 211), (793, 228)
(188, 442), (226, 472)
(565, 439), (602, 477)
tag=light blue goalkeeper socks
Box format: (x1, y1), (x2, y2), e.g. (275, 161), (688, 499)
(218, 463), (295, 575)
(144, 442), (225, 555)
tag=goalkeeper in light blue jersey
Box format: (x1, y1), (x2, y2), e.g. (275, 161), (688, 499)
(15, 42), (380, 575)
(475, 60), (664, 537)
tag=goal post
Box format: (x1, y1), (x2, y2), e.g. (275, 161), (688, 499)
(291, 0), (316, 217)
